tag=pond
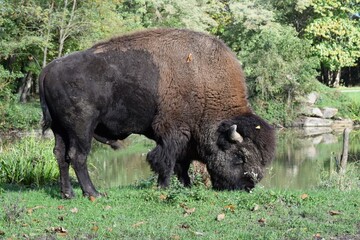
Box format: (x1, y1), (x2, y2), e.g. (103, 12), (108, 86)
(89, 128), (360, 190)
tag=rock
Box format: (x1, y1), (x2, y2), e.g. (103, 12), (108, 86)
(302, 106), (324, 118)
(303, 117), (333, 127)
(322, 107), (338, 119)
(312, 135), (323, 144)
(331, 119), (354, 129)
(306, 92), (319, 105)
(322, 134), (338, 144)
(302, 126), (333, 136)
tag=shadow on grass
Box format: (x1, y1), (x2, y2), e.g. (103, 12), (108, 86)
(0, 181), (81, 200)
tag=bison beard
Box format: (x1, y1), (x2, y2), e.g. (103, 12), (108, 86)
(39, 28), (276, 198)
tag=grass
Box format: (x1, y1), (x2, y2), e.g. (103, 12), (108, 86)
(0, 136), (58, 186)
(0, 179), (359, 240)
(314, 84), (360, 122)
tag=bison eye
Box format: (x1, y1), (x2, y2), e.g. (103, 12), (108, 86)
(233, 155), (245, 165)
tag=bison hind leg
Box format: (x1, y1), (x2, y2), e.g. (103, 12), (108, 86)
(52, 129), (75, 199)
(146, 131), (190, 188)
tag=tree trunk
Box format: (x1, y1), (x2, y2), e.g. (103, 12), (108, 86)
(332, 69), (341, 88)
(58, 0), (77, 58)
(43, 1), (54, 67)
(19, 71), (33, 103)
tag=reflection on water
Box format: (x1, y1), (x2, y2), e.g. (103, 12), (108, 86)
(89, 129), (360, 190)
(89, 145), (152, 189)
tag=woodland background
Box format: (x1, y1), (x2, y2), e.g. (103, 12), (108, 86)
(1, 0), (360, 125)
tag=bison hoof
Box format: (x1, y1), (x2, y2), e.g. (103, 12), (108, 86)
(83, 191), (103, 198)
(62, 191), (75, 199)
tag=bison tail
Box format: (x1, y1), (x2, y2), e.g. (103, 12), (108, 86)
(39, 70), (52, 134)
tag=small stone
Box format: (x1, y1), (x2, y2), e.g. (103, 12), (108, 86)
(306, 92), (319, 105)
(303, 117), (333, 127)
(322, 107), (338, 119)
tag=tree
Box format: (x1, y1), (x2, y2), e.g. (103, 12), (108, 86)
(242, 24), (318, 122)
(212, 0), (319, 123)
(0, 0), (46, 102)
(118, 0), (219, 32)
(304, 0), (360, 87)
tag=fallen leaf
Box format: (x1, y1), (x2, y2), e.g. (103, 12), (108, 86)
(216, 213), (225, 221)
(57, 205), (65, 210)
(47, 227), (68, 234)
(184, 207), (196, 217)
(70, 208), (78, 214)
(132, 221), (145, 228)
(91, 225), (99, 232)
(89, 196), (96, 202)
(27, 206), (45, 215)
(224, 204), (236, 212)
(159, 194), (167, 201)
(193, 231), (204, 236)
(57, 232), (68, 237)
(251, 204), (260, 211)
(186, 53), (193, 63)
(329, 210), (341, 216)
(104, 205), (112, 210)
(300, 193), (309, 200)
(258, 218), (266, 223)
(180, 223), (190, 229)
(313, 233), (322, 239)
(171, 235), (181, 240)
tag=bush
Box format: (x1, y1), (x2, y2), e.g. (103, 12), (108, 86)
(0, 99), (41, 131)
(242, 24), (319, 117)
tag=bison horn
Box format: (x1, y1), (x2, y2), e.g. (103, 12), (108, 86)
(229, 125), (243, 143)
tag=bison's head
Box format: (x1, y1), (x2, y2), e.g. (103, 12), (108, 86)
(206, 113), (276, 191)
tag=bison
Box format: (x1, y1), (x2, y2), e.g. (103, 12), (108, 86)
(39, 28), (276, 198)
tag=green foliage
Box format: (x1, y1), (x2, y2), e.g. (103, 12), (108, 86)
(0, 0), (358, 127)
(2, 199), (26, 225)
(314, 83), (360, 121)
(238, 24), (318, 124)
(242, 24), (318, 101)
(0, 136), (58, 186)
(213, 1), (320, 124)
(0, 100), (41, 131)
(303, 0), (360, 86)
(319, 162), (360, 190)
(118, 0), (219, 31)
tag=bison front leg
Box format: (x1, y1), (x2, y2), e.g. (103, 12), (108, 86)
(147, 132), (189, 188)
(174, 159), (191, 187)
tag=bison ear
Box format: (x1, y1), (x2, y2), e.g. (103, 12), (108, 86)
(229, 125), (243, 143)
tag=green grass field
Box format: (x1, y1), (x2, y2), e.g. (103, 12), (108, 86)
(1, 174), (359, 240)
